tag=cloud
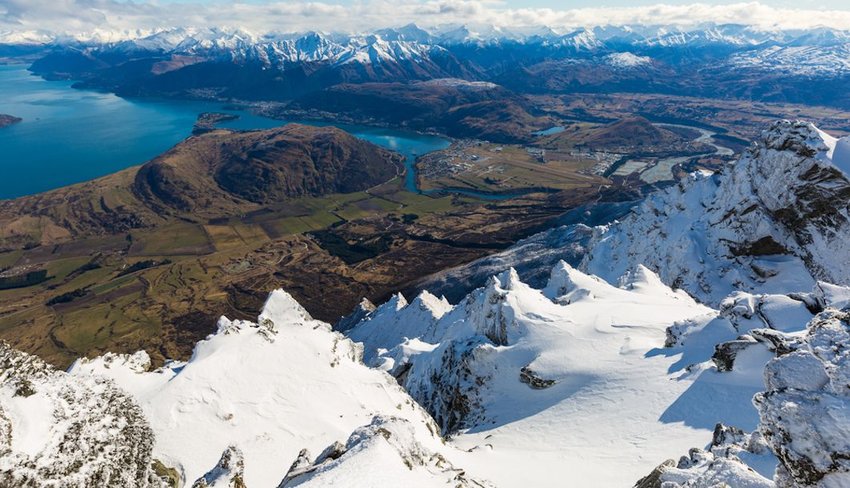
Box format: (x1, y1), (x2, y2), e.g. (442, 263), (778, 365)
(4, 0), (850, 39)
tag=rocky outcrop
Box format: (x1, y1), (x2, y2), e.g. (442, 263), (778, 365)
(582, 120), (850, 306)
(755, 310), (850, 487)
(0, 114), (22, 128)
(712, 329), (797, 372)
(641, 297), (850, 488)
(278, 416), (492, 487)
(519, 366), (556, 389)
(634, 423), (774, 488)
(192, 446), (247, 488)
(0, 343), (166, 487)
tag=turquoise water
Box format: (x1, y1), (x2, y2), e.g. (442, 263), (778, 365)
(533, 126), (566, 136)
(0, 64), (451, 199)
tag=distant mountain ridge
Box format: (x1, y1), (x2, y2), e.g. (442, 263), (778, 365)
(11, 23), (850, 108)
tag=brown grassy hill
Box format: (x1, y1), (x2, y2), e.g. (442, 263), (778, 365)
(0, 124), (401, 248)
(581, 116), (677, 148)
(134, 124), (402, 216)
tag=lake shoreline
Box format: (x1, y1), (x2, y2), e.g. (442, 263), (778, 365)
(0, 64), (452, 200)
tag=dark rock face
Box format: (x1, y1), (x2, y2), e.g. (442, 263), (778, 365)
(712, 336), (759, 372)
(418, 341), (482, 434)
(712, 328), (797, 372)
(731, 235), (788, 257)
(519, 366), (556, 389)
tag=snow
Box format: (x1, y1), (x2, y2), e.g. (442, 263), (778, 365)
(61, 257), (826, 487)
(71, 290), (464, 487)
(348, 262), (735, 486)
(3, 389), (53, 456)
(755, 310), (850, 485)
(347, 291), (451, 370)
(282, 416), (491, 487)
(604, 52), (652, 68)
(0, 344), (162, 487)
(582, 120), (850, 306)
(830, 136), (850, 176)
(730, 44), (850, 77)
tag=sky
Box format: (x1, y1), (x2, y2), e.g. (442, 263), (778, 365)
(4, 0), (850, 38)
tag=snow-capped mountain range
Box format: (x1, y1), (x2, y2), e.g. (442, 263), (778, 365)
(2, 120), (850, 486)
(7, 23), (850, 77)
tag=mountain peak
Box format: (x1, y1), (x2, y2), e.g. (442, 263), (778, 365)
(583, 120), (850, 305)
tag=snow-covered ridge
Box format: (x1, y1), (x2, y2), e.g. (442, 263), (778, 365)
(582, 120), (850, 306)
(64, 289), (486, 487)
(347, 258), (850, 487)
(8, 23), (850, 48)
(10, 24), (850, 77)
(604, 52), (652, 68)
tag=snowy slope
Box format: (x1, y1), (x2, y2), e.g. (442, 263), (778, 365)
(16, 25), (850, 79)
(69, 290), (485, 487)
(639, 288), (850, 487)
(347, 257), (850, 487)
(730, 44), (850, 77)
(4, 118), (850, 487)
(348, 261), (774, 486)
(582, 120), (850, 306)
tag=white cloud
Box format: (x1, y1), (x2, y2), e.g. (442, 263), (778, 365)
(3, 0), (850, 39)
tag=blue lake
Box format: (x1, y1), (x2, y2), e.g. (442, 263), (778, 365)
(0, 64), (451, 199)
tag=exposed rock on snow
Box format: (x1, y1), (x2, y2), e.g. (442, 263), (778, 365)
(0, 343), (166, 488)
(756, 310), (850, 487)
(639, 291), (850, 488)
(192, 446), (246, 488)
(635, 423), (775, 488)
(279, 416), (492, 487)
(582, 120), (850, 306)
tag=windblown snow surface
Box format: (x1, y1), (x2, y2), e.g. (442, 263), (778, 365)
(1, 120), (850, 487)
